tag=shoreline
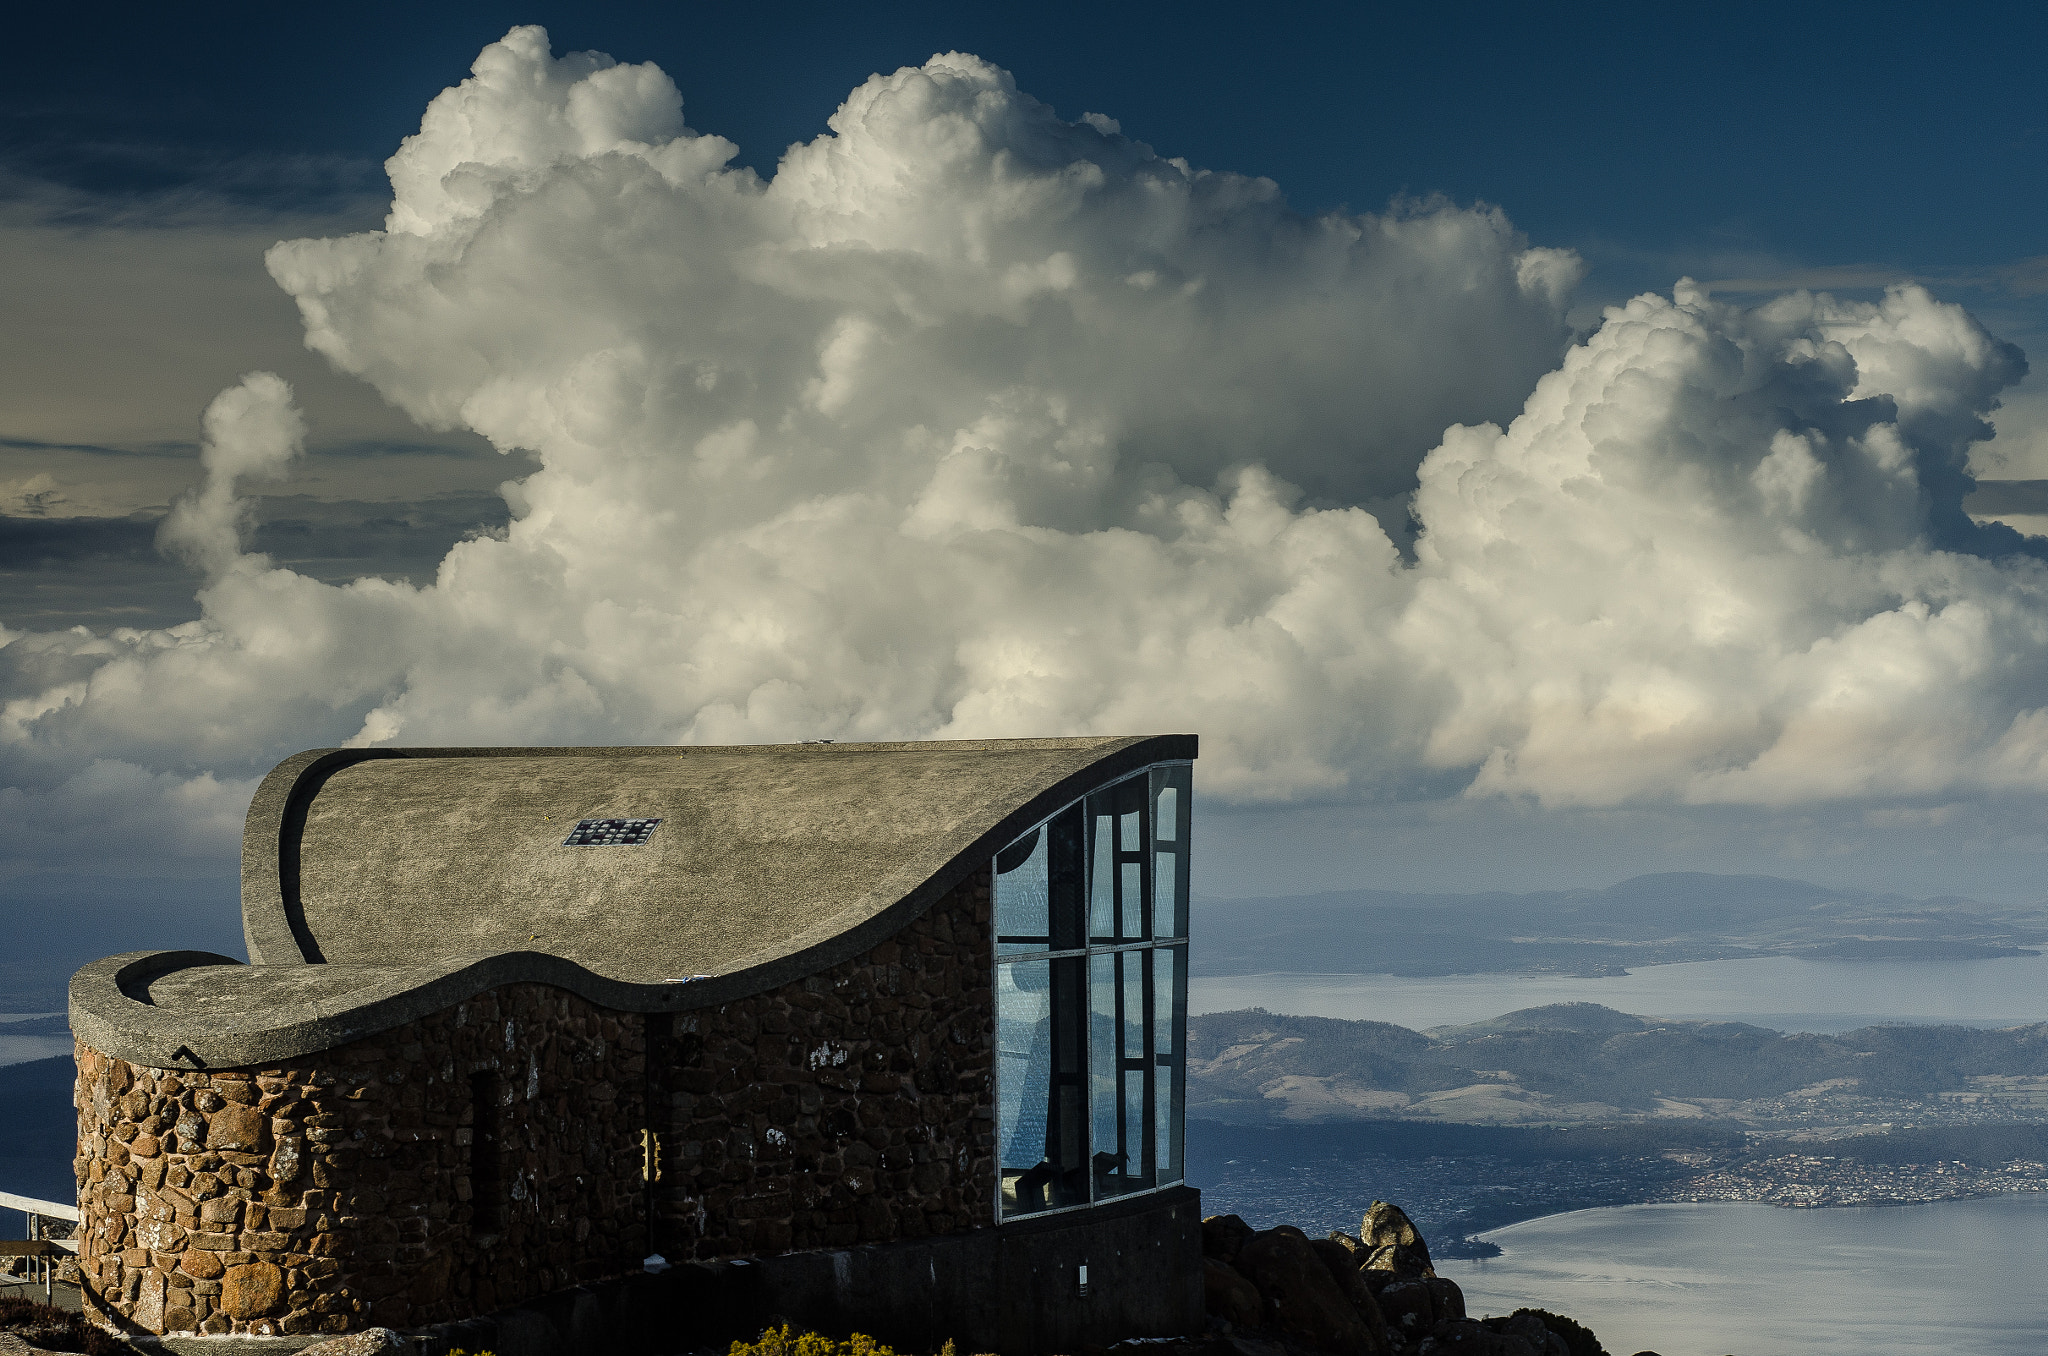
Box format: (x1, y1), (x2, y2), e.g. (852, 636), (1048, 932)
(1187, 1115), (2048, 1268)
(1449, 1181), (2048, 1254)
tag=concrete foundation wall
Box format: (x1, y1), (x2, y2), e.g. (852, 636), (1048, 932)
(411, 1185), (1204, 1356)
(756, 1185), (1206, 1355)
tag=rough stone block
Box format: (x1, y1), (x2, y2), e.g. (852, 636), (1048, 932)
(205, 1102), (266, 1153)
(217, 1261), (289, 1322)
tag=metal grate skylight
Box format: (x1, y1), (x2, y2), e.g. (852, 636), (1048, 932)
(562, 818), (661, 846)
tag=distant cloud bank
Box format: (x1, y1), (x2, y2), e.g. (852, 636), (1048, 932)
(3, 25), (2044, 880)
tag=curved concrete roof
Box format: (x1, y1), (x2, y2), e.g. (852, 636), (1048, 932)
(74, 736), (1195, 1069)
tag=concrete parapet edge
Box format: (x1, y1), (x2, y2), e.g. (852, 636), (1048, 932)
(69, 942), (828, 1071)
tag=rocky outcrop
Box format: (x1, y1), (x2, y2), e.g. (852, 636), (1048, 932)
(1196, 1206), (1614, 1356)
(1202, 1213), (1255, 1266)
(1358, 1202), (1434, 1279)
(1232, 1227), (1386, 1355)
(1204, 1257), (1262, 1331)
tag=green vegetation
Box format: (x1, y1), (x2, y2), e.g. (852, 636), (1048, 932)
(727, 1328), (986, 1356)
(730, 1325), (902, 1356)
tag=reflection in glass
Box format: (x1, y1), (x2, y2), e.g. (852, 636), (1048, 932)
(1089, 953), (1121, 1192)
(1090, 810), (1114, 940)
(1124, 1067), (1146, 1184)
(1154, 851), (1177, 938)
(995, 828), (1049, 953)
(1150, 764), (1191, 940)
(1123, 949), (1151, 1188)
(1123, 951), (1146, 1060)
(1155, 945), (1186, 1184)
(998, 954), (1088, 1217)
(1047, 804), (1086, 951)
(996, 960), (1051, 1172)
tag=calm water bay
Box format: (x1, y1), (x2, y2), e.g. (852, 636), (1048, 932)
(1190, 952), (2048, 1033)
(1441, 1197), (2048, 1356)
(0, 1012), (71, 1069)
(1199, 959), (2048, 1352)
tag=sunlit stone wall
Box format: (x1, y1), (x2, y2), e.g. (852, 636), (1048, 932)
(73, 985), (646, 1336)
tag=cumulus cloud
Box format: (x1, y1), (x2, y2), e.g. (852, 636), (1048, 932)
(2, 24), (2044, 865)
(156, 372), (306, 573)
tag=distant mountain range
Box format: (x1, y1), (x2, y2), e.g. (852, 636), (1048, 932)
(1192, 871), (2048, 978)
(1189, 1002), (2048, 1125)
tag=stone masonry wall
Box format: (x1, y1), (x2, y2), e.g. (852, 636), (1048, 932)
(653, 868), (996, 1258)
(72, 868), (996, 1337)
(74, 985), (646, 1336)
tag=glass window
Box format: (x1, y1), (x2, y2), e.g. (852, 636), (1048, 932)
(1001, 806), (1087, 952)
(1122, 950), (1151, 1185)
(1153, 851), (1176, 937)
(1089, 807), (1114, 941)
(995, 828), (1048, 953)
(1149, 764), (1191, 939)
(1155, 944), (1186, 1185)
(998, 954), (1088, 1217)
(993, 763), (1191, 1219)
(1121, 861), (1144, 940)
(996, 960), (1051, 1169)
(1088, 951), (1123, 1194)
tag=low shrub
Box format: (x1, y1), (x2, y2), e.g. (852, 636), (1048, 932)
(0, 1295), (128, 1355)
(730, 1325), (903, 1356)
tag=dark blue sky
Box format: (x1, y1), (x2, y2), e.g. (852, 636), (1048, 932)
(6, 1), (2048, 948)
(11, 1), (2046, 290)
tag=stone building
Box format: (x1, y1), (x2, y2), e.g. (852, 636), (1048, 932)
(68, 736), (1202, 1351)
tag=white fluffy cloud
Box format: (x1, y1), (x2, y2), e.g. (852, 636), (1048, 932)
(3, 25), (2044, 862)
(155, 372), (307, 574)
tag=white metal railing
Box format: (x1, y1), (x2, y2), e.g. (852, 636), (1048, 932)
(0, 1189), (78, 1303)
(0, 1190), (78, 1250)
(0, 1190), (79, 1225)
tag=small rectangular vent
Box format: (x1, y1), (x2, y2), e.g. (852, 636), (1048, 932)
(563, 817), (661, 846)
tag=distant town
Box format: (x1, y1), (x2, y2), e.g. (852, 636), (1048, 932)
(1651, 1150), (2048, 1210)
